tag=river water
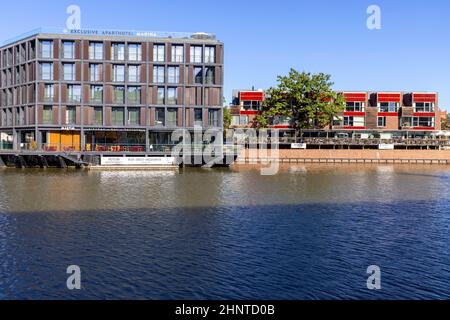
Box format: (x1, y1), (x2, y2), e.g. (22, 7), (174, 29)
(0, 164), (449, 300)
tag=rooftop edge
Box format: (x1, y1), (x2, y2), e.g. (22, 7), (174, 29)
(1, 27), (218, 47)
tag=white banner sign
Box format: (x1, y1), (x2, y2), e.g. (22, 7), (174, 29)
(291, 143), (307, 149)
(379, 144), (395, 150)
(101, 157), (176, 166)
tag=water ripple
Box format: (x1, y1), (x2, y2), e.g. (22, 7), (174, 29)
(0, 166), (450, 299)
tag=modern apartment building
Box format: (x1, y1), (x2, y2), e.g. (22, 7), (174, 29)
(0, 28), (224, 152)
(229, 89), (442, 132)
(334, 92), (441, 131)
(229, 89), (264, 128)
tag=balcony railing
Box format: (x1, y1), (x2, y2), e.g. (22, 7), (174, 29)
(276, 137), (450, 147)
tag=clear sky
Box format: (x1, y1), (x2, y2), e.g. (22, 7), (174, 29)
(1, 0), (449, 110)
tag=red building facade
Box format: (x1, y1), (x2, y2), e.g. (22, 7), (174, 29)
(229, 89), (442, 132)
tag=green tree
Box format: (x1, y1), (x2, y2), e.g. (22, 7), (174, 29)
(223, 107), (232, 129)
(441, 116), (450, 130)
(256, 69), (345, 129)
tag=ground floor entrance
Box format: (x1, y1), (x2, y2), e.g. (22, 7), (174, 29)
(42, 131), (81, 152)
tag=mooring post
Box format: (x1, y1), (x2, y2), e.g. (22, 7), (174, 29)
(39, 156), (49, 169)
(58, 156), (68, 169)
(17, 156), (27, 168)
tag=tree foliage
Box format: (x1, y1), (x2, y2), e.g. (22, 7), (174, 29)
(256, 69), (345, 129)
(442, 115), (450, 130)
(223, 107), (232, 129)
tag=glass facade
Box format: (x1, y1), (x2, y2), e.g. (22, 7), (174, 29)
(112, 107), (125, 126)
(153, 44), (165, 62)
(91, 86), (103, 103)
(89, 42), (103, 60)
(63, 41), (75, 59)
(128, 44), (142, 61)
(41, 40), (53, 59)
(65, 106), (76, 124)
(113, 86), (125, 104)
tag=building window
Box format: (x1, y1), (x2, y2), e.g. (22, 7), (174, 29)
(153, 66), (165, 83)
(67, 85), (81, 103)
(194, 108), (203, 126)
(231, 115), (240, 126)
(157, 87), (165, 105)
(153, 44), (165, 62)
(243, 101), (262, 111)
(190, 46), (202, 63)
(208, 109), (219, 127)
(171, 45), (184, 62)
(127, 86), (141, 104)
(90, 64), (102, 82)
(128, 108), (140, 125)
(43, 106), (53, 124)
(155, 108), (165, 126)
(111, 43), (125, 61)
(63, 63), (75, 81)
(378, 116), (386, 127)
(113, 65), (125, 82)
(128, 44), (142, 61)
(167, 88), (178, 105)
(128, 65), (141, 82)
(412, 117), (435, 127)
(66, 106), (76, 125)
(112, 107), (125, 126)
(332, 116), (344, 127)
(379, 102), (399, 113)
(205, 46), (215, 63)
(63, 41), (75, 59)
(41, 63), (53, 80)
(41, 40), (53, 59)
(168, 67), (180, 84)
(240, 115), (249, 125)
(113, 86), (125, 104)
(414, 102), (434, 113)
(90, 85), (103, 103)
(167, 108), (178, 127)
(89, 42), (103, 60)
(401, 117), (412, 127)
(344, 116), (365, 127)
(194, 67), (203, 84)
(44, 84), (54, 102)
(345, 101), (365, 112)
(205, 67), (215, 85)
(94, 107), (103, 125)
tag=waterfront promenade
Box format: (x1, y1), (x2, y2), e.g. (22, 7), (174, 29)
(238, 149), (450, 165)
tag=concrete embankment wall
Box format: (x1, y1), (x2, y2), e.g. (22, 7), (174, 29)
(237, 149), (450, 164)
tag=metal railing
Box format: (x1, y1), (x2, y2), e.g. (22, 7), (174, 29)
(282, 137), (450, 147)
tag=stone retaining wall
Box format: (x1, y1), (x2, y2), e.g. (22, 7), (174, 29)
(237, 149), (450, 164)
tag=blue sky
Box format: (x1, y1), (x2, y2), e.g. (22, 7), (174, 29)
(1, 0), (449, 110)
